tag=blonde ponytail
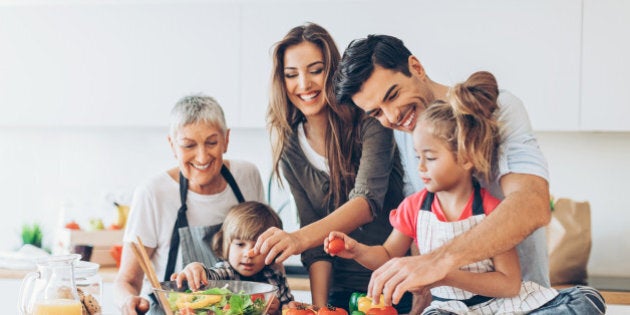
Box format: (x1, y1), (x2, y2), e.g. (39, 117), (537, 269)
(447, 71), (500, 182)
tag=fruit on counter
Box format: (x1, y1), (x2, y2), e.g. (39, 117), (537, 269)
(107, 223), (122, 230)
(327, 237), (345, 255)
(113, 202), (130, 229)
(64, 220), (81, 230)
(318, 305), (348, 315)
(88, 218), (105, 231)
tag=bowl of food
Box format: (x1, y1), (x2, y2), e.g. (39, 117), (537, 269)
(153, 280), (278, 315)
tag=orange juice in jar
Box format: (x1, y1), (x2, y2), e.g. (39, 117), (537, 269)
(33, 299), (82, 315)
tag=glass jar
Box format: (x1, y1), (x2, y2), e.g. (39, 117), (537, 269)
(74, 261), (103, 303)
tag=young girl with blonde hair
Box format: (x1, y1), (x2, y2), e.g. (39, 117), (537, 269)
(326, 71), (605, 314)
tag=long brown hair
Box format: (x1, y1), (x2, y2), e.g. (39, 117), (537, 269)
(267, 22), (363, 208)
(419, 71), (500, 182)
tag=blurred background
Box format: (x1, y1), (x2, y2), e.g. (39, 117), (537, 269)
(0, 0), (628, 281)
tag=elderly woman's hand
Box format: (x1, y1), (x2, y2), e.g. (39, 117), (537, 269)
(253, 227), (305, 265)
(122, 295), (150, 315)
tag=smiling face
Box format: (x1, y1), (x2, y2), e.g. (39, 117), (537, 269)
(227, 239), (266, 277)
(169, 122), (229, 194)
(351, 57), (436, 133)
(283, 41), (327, 119)
(413, 126), (472, 193)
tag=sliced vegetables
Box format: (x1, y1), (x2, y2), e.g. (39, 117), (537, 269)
(165, 286), (267, 315)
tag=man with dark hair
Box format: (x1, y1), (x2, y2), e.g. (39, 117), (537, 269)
(335, 34), (552, 306)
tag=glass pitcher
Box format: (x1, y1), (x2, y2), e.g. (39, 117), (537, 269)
(18, 254), (83, 315)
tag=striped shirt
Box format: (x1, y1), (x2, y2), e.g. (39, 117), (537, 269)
(203, 261), (294, 308)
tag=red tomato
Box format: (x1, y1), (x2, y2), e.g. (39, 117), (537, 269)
(366, 306), (397, 315)
(251, 293), (265, 302)
(317, 305), (348, 315)
(286, 307), (317, 315)
(327, 238), (345, 255)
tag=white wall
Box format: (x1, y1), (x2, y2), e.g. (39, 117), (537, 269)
(1, 127), (629, 277)
(536, 132), (630, 276)
(1, 0), (629, 279)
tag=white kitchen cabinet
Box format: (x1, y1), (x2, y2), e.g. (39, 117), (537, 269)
(0, 2), (241, 128)
(581, 0), (630, 131)
(1, 0), (582, 130)
(240, 0), (583, 130)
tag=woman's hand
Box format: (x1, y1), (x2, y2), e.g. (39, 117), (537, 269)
(170, 262), (208, 291)
(114, 243), (155, 315)
(266, 296), (281, 315)
(121, 295), (150, 315)
(253, 227), (305, 265)
(324, 231), (359, 259)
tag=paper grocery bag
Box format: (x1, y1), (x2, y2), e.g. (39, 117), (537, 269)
(546, 198), (591, 285)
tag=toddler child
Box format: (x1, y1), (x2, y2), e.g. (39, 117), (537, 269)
(172, 201), (294, 315)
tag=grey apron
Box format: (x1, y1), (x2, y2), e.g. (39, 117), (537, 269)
(149, 165), (245, 314)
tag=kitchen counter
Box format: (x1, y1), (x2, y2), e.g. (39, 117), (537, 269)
(0, 267), (311, 291)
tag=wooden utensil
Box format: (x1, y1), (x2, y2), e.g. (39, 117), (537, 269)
(263, 293), (277, 315)
(130, 237), (174, 315)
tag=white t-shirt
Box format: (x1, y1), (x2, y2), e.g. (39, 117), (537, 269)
(123, 160), (265, 296)
(297, 122), (329, 174)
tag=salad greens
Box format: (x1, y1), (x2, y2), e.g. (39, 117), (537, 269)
(166, 286), (267, 315)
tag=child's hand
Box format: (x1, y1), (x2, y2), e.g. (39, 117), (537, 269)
(170, 262), (208, 291)
(324, 231), (358, 259)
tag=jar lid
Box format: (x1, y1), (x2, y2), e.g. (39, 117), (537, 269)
(75, 261), (100, 278)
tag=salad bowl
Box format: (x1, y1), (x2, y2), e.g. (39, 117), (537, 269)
(154, 280), (278, 315)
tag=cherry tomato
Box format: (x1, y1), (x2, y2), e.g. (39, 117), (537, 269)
(365, 306), (397, 315)
(318, 305), (348, 315)
(251, 293), (265, 302)
(327, 238), (345, 255)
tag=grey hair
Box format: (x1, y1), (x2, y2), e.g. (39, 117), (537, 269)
(169, 94), (227, 138)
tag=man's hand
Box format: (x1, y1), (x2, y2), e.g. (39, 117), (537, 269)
(368, 251), (450, 306)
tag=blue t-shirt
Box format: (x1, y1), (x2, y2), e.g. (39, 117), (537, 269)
(395, 89), (551, 287)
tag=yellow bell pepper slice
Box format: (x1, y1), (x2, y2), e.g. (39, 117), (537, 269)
(176, 294), (222, 309)
(357, 295), (386, 313)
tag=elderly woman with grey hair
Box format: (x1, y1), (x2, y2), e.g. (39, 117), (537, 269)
(114, 95), (265, 315)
